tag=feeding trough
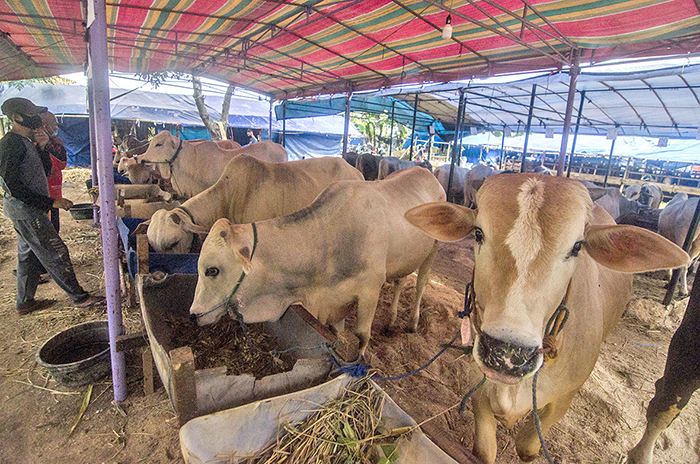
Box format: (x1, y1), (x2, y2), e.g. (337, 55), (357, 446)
(36, 321), (111, 387)
(136, 273), (353, 425)
(69, 203), (97, 220)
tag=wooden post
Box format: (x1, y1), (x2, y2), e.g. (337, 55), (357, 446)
(567, 90), (586, 178)
(557, 49), (579, 176)
(136, 234), (149, 275)
(520, 85), (537, 173)
(170, 347), (197, 425)
(142, 347), (154, 396)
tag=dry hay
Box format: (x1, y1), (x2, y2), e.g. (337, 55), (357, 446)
(243, 377), (404, 464)
(164, 313), (294, 378)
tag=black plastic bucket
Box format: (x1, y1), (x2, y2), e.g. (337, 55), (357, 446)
(69, 203), (96, 220)
(36, 321), (111, 387)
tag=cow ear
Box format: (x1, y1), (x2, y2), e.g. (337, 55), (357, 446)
(587, 187), (609, 202)
(228, 224), (254, 274)
(584, 224), (690, 273)
(405, 202), (477, 242)
(133, 219), (150, 235)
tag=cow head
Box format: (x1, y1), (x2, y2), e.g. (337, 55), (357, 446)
(138, 131), (179, 179)
(190, 218), (255, 326)
(147, 208), (208, 254)
(406, 173), (688, 385)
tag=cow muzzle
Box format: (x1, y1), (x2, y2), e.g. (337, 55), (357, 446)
(474, 332), (543, 384)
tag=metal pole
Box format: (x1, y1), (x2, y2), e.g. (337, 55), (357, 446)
(663, 198), (700, 305)
(428, 133), (434, 162)
(409, 93), (419, 160)
(87, 77), (99, 224)
(603, 138), (616, 188)
(520, 84), (537, 173)
(557, 49), (579, 176)
(447, 90), (465, 203)
(342, 91), (351, 157)
(87, 0), (126, 402)
(268, 99), (273, 142)
(499, 125), (506, 170)
(567, 90), (586, 178)
(282, 100), (286, 148)
(389, 99), (395, 158)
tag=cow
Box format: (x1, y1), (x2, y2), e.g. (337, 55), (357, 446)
(141, 155), (364, 254)
(188, 167), (446, 357)
(117, 156), (155, 184)
(434, 164), (469, 205)
(403, 173), (688, 463)
(657, 193), (700, 295)
(588, 186), (644, 221)
(627, 270), (700, 464)
(355, 153), (381, 181)
(462, 163), (502, 209)
(624, 183), (663, 209)
(377, 156), (433, 180)
(137, 131), (287, 199)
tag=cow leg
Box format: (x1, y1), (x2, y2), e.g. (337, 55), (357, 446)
(471, 390), (499, 464)
(515, 390), (577, 462)
(355, 288), (381, 359)
(409, 241), (439, 332)
(387, 277), (407, 330)
(628, 281), (700, 464)
(679, 265), (689, 296)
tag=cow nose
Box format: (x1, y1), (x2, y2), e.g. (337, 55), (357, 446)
(476, 332), (541, 379)
(189, 313), (198, 323)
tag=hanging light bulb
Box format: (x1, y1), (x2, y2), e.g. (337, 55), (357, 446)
(442, 14), (452, 40)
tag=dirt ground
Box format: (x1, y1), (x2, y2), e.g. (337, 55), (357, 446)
(0, 167), (698, 464)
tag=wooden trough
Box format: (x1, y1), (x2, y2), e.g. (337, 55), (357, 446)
(137, 273), (358, 425)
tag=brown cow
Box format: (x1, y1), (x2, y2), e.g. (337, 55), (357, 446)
(189, 167), (445, 356)
(405, 173), (688, 463)
(137, 131), (287, 198)
(143, 155), (363, 254)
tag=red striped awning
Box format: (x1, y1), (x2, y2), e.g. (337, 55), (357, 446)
(1, 0), (699, 99)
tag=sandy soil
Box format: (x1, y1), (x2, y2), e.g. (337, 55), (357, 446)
(0, 168), (698, 464)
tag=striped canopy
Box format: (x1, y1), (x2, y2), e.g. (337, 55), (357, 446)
(1, 0), (699, 99)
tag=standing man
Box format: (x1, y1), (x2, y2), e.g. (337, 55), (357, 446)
(246, 128), (258, 146)
(0, 97), (104, 315)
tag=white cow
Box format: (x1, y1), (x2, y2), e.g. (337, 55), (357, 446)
(624, 183), (663, 209)
(658, 192), (700, 295)
(137, 131), (287, 199)
(405, 173), (688, 463)
(142, 155), (363, 253)
(189, 167), (446, 356)
(433, 164), (470, 205)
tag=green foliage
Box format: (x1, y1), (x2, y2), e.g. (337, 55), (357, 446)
(2, 76), (75, 90)
(351, 111), (409, 151)
(137, 72), (188, 89)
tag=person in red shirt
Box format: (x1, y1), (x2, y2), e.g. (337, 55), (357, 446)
(40, 111), (67, 234)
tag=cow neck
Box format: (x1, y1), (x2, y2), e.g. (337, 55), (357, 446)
(460, 268), (571, 362)
(194, 222), (258, 320)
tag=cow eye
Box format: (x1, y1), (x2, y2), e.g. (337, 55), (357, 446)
(205, 267), (219, 277)
(569, 241), (583, 258)
(155, 143), (162, 147)
(474, 227), (484, 244)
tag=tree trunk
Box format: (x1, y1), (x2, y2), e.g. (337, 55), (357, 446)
(220, 84), (234, 138)
(192, 75), (222, 140)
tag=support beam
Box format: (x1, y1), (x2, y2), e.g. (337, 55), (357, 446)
(567, 90), (586, 178)
(499, 125), (506, 170)
(342, 91), (351, 156)
(389, 99), (395, 158)
(282, 100), (286, 147)
(268, 99), (273, 141)
(447, 90), (465, 204)
(557, 50), (579, 176)
(87, 0), (126, 403)
(520, 84), (537, 173)
(603, 138), (616, 187)
(409, 93), (419, 160)
(87, 77), (99, 223)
